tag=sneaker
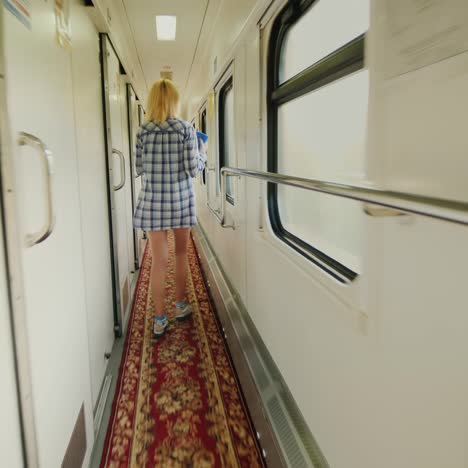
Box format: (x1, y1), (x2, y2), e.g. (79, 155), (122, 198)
(153, 315), (168, 337)
(175, 301), (192, 321)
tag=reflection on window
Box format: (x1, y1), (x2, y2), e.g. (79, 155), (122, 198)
(268, 0), (369, 281)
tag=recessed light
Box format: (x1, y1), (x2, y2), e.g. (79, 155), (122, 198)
(155, 16), (176, 41)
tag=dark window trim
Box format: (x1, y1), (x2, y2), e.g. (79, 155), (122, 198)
(200, 107), (207, 185)
(99, 33), (122, 332)
(267, 0), (364, 283)
(218, 76), (235, 205)
(272, 35), (364, 105)
(126, 83), (139, 270)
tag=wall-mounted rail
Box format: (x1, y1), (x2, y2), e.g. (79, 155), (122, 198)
(209, 167), (468, 229)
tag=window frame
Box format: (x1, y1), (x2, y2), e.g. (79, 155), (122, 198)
(267, 0), (365, 283)
(199, 106), (207, 185)
(218, 76), (235, 205)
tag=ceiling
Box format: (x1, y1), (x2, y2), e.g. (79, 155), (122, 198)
(122, 0), (210, 94)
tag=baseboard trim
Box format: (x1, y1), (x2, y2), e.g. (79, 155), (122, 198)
(89, 267), (141, 467)
(192, 224), (329, 468)
(93, 374), (112, 435)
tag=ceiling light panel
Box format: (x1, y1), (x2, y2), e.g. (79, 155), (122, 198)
(155, 16), (176, 41)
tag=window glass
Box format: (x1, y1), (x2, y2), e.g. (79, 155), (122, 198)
(278, 70), (369, 182)
(200, 109), (207, 185)
(223, 87), (235, 201)
(277, 70), (369, 271)
(279, 0), (369, 84)
(218, 78), (235, 203)
(201, 109), (207, 133)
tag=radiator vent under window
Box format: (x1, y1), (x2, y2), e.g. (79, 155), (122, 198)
(267, 395), (309, 467)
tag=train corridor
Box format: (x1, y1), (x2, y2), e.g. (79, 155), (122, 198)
(2, 1), (468, 468)
(95, 233), (265, 467)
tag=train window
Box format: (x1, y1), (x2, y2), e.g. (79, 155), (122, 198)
(268, 0), (369, 282)
(279, 0), (369, 84)
(200, 108), (207, 134)
(218, 77), (235, 204)
(200, 108), (207, 185)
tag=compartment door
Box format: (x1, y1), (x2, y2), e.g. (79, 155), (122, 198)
(101, 35), (135, 333)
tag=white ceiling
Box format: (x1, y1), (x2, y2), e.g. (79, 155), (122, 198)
(122, 0), (210, 93)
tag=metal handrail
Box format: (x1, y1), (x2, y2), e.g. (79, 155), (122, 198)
(18, 132), (55, 246)
(211, 167), (468, 229)
(112, 149), (126, 191)
(205, 165), (228, 226)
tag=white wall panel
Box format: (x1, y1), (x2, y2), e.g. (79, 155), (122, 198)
(70, 0), (115, 408)
(3, 0), (94, 465)
(0, 174), (23, 468)
(191, 1), (468, 467)
(91, 0), (148, 102)
(379, 52), (468, 201)
(195, 55), (248, 303)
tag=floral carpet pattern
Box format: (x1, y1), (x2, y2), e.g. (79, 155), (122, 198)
(100, 233), (265, 467)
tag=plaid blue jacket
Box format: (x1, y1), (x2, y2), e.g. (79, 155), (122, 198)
(133, 119), (206, 231)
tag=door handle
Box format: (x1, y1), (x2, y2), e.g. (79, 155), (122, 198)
(18, 132), (55, 247)
(112, 149), (126, 191)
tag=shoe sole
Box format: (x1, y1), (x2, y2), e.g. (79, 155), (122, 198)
(153, 323), (169, 338)
(175, 311), (192, 322)
(152, 331), (167, 340)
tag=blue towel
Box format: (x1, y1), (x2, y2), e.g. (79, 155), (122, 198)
(197, 131), (208, 144)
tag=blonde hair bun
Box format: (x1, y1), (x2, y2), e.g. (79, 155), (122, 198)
(146, 79), (180, 124)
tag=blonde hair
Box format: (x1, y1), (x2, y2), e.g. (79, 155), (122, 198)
(146, 79), (180, 124)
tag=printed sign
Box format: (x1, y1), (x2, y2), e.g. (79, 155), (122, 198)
(54, 0), (71, 49)
(3, 0), (31, 29)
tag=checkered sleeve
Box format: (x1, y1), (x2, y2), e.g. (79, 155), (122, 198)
(184, 125), (205, 177)
(135, 129), (143, 176)
(198, 147), (207, 173)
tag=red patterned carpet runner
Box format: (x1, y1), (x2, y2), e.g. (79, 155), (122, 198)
(100, 233), (266, 467)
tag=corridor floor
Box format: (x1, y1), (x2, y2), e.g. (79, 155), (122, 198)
(99, 233), (265, 467)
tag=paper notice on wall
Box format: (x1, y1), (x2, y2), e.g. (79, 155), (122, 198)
(207, 91), (215, 121)
(3, 0), (31, 29)
(54, 0), (71, 50)
(383, 0), (468, 79)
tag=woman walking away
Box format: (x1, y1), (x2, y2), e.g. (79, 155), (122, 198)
(133, 79), (207, 337)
